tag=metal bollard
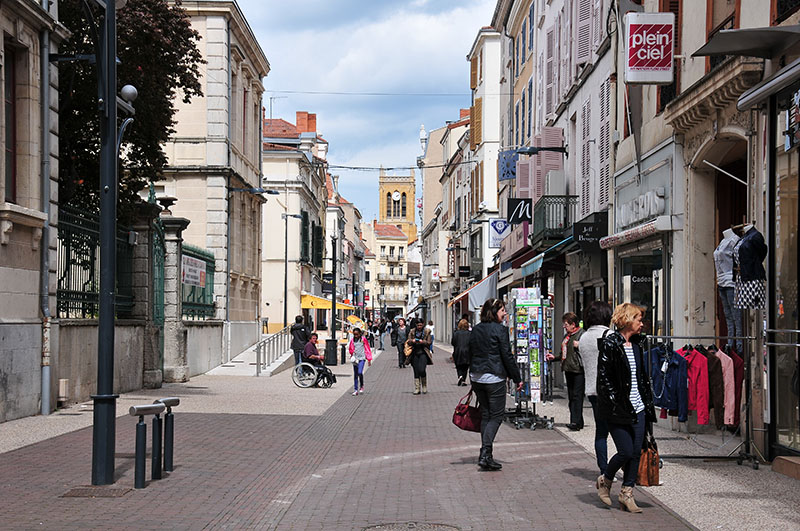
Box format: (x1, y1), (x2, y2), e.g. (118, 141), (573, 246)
(155, 398), (180, 472)
(129, 403), (165, 489)
(256, 343), (261, 377)
(152, 413), (162, 480)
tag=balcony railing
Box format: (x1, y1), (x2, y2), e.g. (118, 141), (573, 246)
(377, 273), (407, 282)
(530, 195), (578, 248)
(776, 0), (800, 23)
(708, 14), (735, 72)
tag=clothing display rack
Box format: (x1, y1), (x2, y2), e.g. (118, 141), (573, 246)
(644, 334), (761, 469)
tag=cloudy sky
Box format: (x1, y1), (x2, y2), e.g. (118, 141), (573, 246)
(237, 0), (496, 222)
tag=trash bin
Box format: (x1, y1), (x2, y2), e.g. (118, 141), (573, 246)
(324, 339), (338, 366)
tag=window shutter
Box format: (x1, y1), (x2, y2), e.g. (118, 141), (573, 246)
(532, 135), (544, 204)
(470, 56), (478, 89)
(561, 1), (571, 99)
(598, 78), (611, 209)
(580, 99), (591, 218)
(300, 211), (310, 262)
(575, 0), (593, 65)
(593, 0), (603, 52)
(474, 97), (483, 145)
(553, 14), (561, 108)
(516, 159), (531, 198)
(312, 224), (323, 267)
(470, 105), (476, 151)
(546, 27), (554, 116)
(527, 78), (533, 139)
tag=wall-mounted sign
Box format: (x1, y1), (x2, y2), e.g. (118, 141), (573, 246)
(431, 269), (440, 282)
(624, 12), (675, 85)
(573, 215), (608, 253)
(616, 187), (666, 229)
(458, 265), (471, 277)
(507, 198), (533, 225)
(181, 255), (206, 287)
(498, 150), (519, 181)
(489, 218), (511, 248)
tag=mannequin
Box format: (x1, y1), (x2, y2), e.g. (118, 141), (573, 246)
(714, 229), (742, 351)
(733, 224), (768, 313)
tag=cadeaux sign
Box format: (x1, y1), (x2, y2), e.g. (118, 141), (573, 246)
(624, 12), (675, 85)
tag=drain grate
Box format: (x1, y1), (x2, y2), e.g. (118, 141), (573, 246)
(62, 486), (131, 498)
(363, 524), (459, 531)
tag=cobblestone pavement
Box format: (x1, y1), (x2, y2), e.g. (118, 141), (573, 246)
(0, 346), (692, 530)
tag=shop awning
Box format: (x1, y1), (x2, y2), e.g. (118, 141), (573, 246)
(519, 236), (574, 277)
(693, 25), (800, 60)
(738, 54), (800, 110)
(301, 293), (355, 311)
(448, 271), (498, 309)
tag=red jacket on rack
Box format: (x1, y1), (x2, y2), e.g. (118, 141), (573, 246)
(677, 347), (710, 425)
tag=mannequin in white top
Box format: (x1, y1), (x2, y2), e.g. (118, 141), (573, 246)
(715, 228), (742, 351)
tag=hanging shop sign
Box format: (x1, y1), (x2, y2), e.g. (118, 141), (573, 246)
(181, 255), (206, 287)
(498, 150), (519, 181)
(573, 218), (607, 253)
(489, 218), (511, 248)
(624, 12), (675, 85)
(431, 269), (440, 282)
(458, 265), (471, 277)
(507, 198), (533, 225)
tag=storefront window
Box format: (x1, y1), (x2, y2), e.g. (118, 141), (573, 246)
(774, 120), (800, 452)
(620, 247), (664, 336)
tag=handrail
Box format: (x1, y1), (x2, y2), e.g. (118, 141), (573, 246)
(255, 325), (292, 376)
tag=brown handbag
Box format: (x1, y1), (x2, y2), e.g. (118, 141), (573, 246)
(637, 427), (660, 487)
(404, 340), (413, 358)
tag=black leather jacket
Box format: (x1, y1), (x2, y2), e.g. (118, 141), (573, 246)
(597, 331), (655, 425)
(468, 322), (521, 383)
(451, 329), (471, 366)
(290, 323), (309, 350)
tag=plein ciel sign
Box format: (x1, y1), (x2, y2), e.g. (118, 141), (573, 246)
(624, 12), (675, 85)
(507, 198), (533, 225)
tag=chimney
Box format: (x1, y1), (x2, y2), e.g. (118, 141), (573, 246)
(307, 113), (317, 133)
(296, 111), (309, 133)
(460, 108), (470, 119)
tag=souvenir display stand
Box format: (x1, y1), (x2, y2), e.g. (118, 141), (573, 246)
(506, 288), (555, 430)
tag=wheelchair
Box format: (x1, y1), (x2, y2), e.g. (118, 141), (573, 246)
(291, 362), (336, 388)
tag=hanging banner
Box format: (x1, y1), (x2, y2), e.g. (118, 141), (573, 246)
(489, 218), (511, 248)
(507, 198), (533, 225)
(624, 12), (675, 85)
(498, 150), (519, 181)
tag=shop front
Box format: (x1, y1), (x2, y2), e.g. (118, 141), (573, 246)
(569, 212), (608, 320)
(739, 65), (800, 457)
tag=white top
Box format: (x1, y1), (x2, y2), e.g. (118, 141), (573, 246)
(624, 344), (645, 414)
(578, 325), (609, 396)
(714, 232), (740, 288)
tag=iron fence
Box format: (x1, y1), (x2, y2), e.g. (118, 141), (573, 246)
(56, 206), (134, 319)
(531, 195), (578, 244)
(181, 244), (216, 320)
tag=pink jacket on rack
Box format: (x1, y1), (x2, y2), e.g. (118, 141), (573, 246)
(716, 350), (736, 426)
(677, 348), (710, 425)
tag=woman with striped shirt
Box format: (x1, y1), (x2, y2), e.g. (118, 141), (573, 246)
(595, 303), (655, 513)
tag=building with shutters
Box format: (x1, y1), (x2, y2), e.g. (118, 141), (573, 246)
(261, 111), (328, 332)
(361, 220), (410, 320)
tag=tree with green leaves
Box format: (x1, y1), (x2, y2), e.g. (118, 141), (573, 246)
(59, 0), (204, 222)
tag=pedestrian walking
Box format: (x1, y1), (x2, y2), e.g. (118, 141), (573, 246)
(391, 318), (409, 368)
(561, 312), (585, 431)
(290, 315), (309, 366)
(578, 300), (613, 477)
(348, 328), (372, 395)
(426, 320), (435, 350)
(451, 319), (471, 386)
(469, 298), (523, 471)
(378, 318), (387, 350)
(595, 302), (656, 513)
(407, 319), (433, 394)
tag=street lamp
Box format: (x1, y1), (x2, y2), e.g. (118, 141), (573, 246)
(516, 145), (569, 157)
(282, 213), (302, 328)
(228, 187), (280, 195)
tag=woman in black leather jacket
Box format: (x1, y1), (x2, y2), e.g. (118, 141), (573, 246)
(468, 298), (523, 471)
(595, 303), (655, 513)
(451, 319), (471, 386)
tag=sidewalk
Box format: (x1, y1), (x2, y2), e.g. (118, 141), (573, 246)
(2, 344), (690, 530)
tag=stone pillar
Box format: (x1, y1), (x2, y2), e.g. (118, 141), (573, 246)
(162, 216), (191, 382)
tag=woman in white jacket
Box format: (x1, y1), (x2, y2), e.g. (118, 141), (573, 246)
(578, 300), (613, 477)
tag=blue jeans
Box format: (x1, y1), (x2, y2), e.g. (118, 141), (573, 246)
(293, 349), (303, 366)
(472, 380), (507, 453)
(353, 360), (365, 391)
(605, 410), (646, 487)
(587, 395), (609, 475)
(719, 286), (743, 352)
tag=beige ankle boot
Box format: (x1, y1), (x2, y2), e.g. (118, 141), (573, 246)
(413, 378), (421, 395)
(618, 485), (642, 513)
(596, 475), (612, 506)
(421, 377), (428, 394)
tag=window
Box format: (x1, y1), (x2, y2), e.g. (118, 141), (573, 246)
(399, 266), (403, 276)
(529, 4), (535, 50)
(390, 266), (395, 275)
(521, 88), (527, 144)
(401, 192), (407, 218)
(380, 245), (385, 255)
(386, 193), (392, 217)
(658, 0), (681, 111)
(399, 246), (404, 258)
(773, 0), (800, 24)
(522, 21), (527, 62)
(527, 78), (533, 138)
(365, 271), (370, 282)
(4, 45), (15, 203)
(515, 101), (520, 147)
(389, 246), (394, 257)
(242, 87), (248, 154)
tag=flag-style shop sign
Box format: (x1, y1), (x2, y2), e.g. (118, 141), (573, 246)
(507, 198), (532, 225)
(498, 150), (519, 181)
(624, 12), (675, 85)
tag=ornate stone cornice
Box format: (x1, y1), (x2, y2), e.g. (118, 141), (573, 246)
(664, 57), (764, 134)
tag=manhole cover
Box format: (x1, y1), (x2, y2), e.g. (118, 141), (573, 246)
(61, 486), (131, 498)
(363, 524), (459, 531)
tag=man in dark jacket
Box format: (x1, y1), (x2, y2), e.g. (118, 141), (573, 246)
(290, 315), (309, 366)
(561, 312), (585, 431)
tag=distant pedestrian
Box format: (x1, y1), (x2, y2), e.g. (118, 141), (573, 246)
(407, 319), (433, 394)
(451, 319), (471, 386)
(579, 301), (613, 477)
(426, 320), (436, 350)
(290, 315), (309, 366)
(391, 318), (409, 368)
(469, 298), (523, 471)
(348, 328), (372, 395)
(595, 303), (656, 513)
(378, 318), (387, 350)
(561, 312), (585, 431)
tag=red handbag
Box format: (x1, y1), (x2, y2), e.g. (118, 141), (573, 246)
(452, 388), (482, 432)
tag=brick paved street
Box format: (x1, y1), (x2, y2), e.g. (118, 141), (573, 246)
(0, 347), (692, 530)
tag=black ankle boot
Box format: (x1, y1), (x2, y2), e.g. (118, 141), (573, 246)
(478, 448), (502, 471)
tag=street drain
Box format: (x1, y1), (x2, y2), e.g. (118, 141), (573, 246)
(363, 524), (459, 531)
(61, 486), (131, 498)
